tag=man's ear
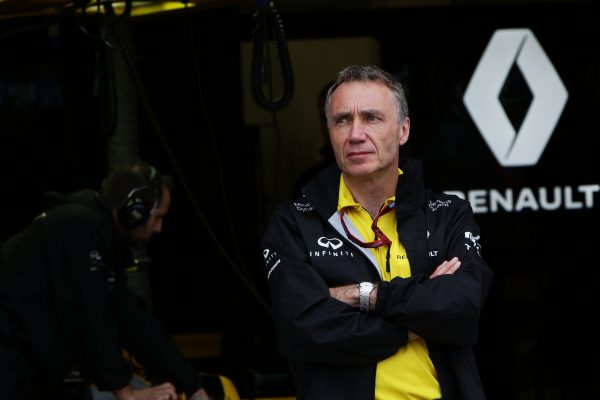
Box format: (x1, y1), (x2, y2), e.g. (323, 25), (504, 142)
(398, 117), (410, 146)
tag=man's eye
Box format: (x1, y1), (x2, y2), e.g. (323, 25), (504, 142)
(335, 117), (348, 125)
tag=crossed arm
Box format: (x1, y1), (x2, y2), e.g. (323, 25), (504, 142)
(329, 256), (462, 310)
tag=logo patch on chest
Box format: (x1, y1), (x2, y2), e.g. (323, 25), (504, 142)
(310, 237), (355, 258)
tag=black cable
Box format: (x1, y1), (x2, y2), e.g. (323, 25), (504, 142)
(72, 0), (124, 50)
(249, 1), (293, 216)
(250, 1), (294, 113)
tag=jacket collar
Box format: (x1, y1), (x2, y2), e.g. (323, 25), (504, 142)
(396, 158), (426, 222)
(302, 158), (426, 216)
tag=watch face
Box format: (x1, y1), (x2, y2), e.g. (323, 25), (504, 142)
(359, 282), (374, 294)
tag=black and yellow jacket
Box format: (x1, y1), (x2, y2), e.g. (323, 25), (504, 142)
(261, 159), (493, 400)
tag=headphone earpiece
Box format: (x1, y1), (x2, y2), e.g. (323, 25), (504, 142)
(117, 166), (162, 229)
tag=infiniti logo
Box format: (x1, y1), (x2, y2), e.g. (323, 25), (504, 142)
(463, 28), (568, 167)
(317, 237), (343, 250)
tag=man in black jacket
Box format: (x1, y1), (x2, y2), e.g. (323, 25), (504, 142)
(0, 161), (209, 400)
(261, 65), (493, 399)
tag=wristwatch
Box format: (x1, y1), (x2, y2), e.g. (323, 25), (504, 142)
(357, 282), (375, 312)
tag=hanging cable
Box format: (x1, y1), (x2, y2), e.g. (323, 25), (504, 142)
(250, 1), (294, 206)
(250, 1), (294, 113)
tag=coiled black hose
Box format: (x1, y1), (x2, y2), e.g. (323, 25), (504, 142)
(250, 1), (294, 112)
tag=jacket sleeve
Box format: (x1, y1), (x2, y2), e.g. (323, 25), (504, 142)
(113, 287), (203, 396)
(375, 200), (493, 347)
(48, 214), (133, 391)
(262, 204), (408, 367)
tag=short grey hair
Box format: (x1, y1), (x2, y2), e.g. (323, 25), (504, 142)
(324, 65), (409, 125)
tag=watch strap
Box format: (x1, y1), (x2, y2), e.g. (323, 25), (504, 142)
(358, 282), (374, 312)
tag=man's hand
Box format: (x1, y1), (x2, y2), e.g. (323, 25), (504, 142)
(429, 256), (461, 278)
(330, 283), (378, 311)
(188, 388), (211, 400)
(329, 284), (359, 307)
(113, 382), (177, 400)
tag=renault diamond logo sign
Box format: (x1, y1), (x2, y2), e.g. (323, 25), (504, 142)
(463, 29), (568, 167)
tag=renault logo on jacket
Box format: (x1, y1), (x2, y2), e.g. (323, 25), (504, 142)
(463, 28), (568, 167)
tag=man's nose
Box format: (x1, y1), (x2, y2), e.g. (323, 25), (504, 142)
(348, 121), (366, 141)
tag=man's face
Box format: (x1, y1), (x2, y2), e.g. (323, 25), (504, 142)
(328, 81), (410, 178)
(125, 186), (170, 248)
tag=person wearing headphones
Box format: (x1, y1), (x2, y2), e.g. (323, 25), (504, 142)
(0, 160), (210, 400)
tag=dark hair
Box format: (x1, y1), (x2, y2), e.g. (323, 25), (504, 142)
(324, 65), (409, 125)
(101, 160), (171, 210)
